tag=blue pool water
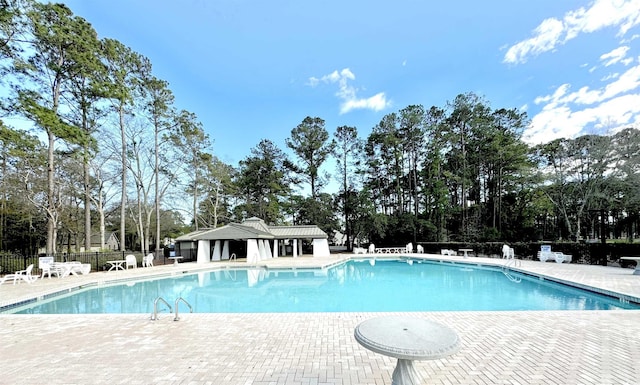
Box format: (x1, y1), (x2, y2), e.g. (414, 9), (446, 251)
(9, 259), (639, 314)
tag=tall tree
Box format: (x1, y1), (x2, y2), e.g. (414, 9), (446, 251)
(65, 24), (103, 252)
(127, 119), (155, 254)
(480, 108), (529, 234)
(140, 73), (174, 255)
(236, 139), (294, 224)
(169, 110), (211, 230)
(200, 156), (236, 228)
(15, 3), (95, 254)
(421, 106), (448, 241)
(286, 116), (334, 199)
(534, 138), (573, 239)
(444, 93), (491, 240)
(332, 125), (361, 251)
(102, 38), (148, 251)
(365, 113), (402, 215)
(398, 105), (427, 218)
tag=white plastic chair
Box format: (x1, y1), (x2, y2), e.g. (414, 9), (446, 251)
(125, 254), (137, 269)
(40, 261), (60, 278)
(142, 253), (154, 267)
(0, 264), (39, 285)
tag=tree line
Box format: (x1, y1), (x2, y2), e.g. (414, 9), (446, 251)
(1, 1), (639, 256)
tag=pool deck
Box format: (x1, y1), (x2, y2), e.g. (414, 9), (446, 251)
(1, 254), (639, 384)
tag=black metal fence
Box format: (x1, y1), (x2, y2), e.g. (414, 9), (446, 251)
(0, 251), (167, 276)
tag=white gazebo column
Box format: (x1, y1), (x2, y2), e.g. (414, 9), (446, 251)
(272, 240), (279, 258)
(264, 239), (273, 259)
(292, 239), (298, 258)
(258, 240), (266, 260)
(298, 239), (303, 256)
(196, 240), (210, 264)
(221, 240), (230, 260)
(246, 239), (260, 263)
(211, 240), (222, 261)
(313, 238), (330, 257)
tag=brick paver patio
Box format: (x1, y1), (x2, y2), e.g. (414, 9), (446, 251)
(1, 254), (639, 385)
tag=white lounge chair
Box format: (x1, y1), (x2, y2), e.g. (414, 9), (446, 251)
(125, 254), (137, 269)
(538, 246), (572, 263)
(0, 264), (39, 285)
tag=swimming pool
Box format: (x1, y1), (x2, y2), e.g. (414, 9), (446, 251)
(8, 258), (638, 314)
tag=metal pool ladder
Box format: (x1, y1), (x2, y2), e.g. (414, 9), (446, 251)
(173, 297), (193, 321)
(151, 297), (172, 320)
(151, 297), (193, 321)
(501, 258), (522, 283)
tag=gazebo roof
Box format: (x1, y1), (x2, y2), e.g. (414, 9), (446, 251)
(176, 218), (328, 242)
(177, 223), (273, 241)
(269, 225), (328, 239)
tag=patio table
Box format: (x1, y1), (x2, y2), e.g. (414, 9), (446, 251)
(620, 257), (640, 275)
(459, 248), (474, 258)
(168, 256), (183, 266)
(354, 316), (460, 385)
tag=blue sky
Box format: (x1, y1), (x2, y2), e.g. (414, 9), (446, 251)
(61, 0), (640, 167)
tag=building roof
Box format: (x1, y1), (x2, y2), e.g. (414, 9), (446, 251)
(175, 229), (210, 242)
(90, 232), (119, 245)
(269, 225), (328, 239)
(241, 217), (272, 233)
(176, 218), (328, 242)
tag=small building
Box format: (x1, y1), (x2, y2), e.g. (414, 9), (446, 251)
(90, 232), (120, 251)
(175, 217), (330, 264)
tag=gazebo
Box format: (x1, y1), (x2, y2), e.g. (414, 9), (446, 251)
(174, 217), (330, 264)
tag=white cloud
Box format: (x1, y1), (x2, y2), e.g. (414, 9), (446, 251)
(601, 72), (620, 81)
(534, 62), (640, 106)
(340, 92), (389, 114)
(526, 62), (640, 144)
(504, 0), (640, 64)
(307, 68), (391, 114)
(504, 18), (564, 64)
(526, 93), (640, 143)
(600, 46), (630, 66)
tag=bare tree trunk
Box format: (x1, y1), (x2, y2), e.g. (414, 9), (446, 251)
(46, 131), (56, 255)
(84, 157), (91, 251)
(136, 194), (145, 254)
(154, 118), (161, 257)
(119, 106), (127, 251)
(193, 165), (199, 230)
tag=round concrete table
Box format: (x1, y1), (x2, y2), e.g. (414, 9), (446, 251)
(354, 316), (460, 385)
